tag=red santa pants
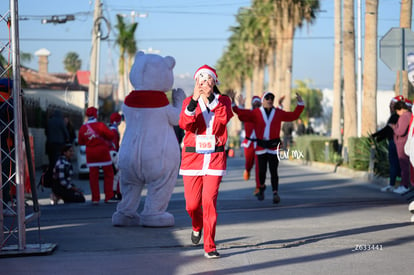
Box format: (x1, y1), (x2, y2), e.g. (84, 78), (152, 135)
(183, 175), (222, 253)
(244, 146), (260, 188)
(89, 164), (114, 202)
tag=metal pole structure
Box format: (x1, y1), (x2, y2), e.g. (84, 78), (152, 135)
(10, 0), (26, 250)
(400, 28), (406, 95)
(357, 0), (362, 137)
(1, 0), (56, 257)
(88, 0), (101, 108)
(94, 21), (101, 108)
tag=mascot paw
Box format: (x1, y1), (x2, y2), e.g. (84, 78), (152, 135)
(112, 211), (140, 227)
(172, 88), (186, 106)
(141, 212), (175, 227)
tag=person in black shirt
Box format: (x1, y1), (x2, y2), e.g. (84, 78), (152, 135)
(371, 96), (403, 192)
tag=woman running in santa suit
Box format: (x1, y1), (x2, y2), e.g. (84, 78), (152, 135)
(179, 65), (233, 259)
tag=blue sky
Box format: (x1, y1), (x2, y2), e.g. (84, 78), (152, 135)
(0, 0), (406, 90)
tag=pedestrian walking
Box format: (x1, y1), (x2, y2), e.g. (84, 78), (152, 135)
(179, 65), (233, 259)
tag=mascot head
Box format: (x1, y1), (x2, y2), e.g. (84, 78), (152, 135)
(129, 51), (175, 92)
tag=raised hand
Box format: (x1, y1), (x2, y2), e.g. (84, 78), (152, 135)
(237, 94), (245, 107)
(296, 93), (304, 103)
(226, 89), (236, 103)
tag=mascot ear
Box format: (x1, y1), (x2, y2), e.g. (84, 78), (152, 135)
(135, 51), (145, 59)
(164, 56), (176, 70)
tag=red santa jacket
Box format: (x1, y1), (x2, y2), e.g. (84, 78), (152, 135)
(241, 121), (256, 149)
(233, 103), (304, 155)
(109, 123), (120, 151)
(78, 118), (115, 167)
(179, 94), (233, 176)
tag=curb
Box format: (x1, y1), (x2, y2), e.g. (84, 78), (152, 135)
(289, 159), (389, 186)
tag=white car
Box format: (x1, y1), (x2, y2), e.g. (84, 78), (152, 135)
(75, 142), (89, 179)
(74, 139), (105, 179)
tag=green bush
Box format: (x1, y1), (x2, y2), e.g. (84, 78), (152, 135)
(294, 135), (341, 163)
(347, 136), (389, 176)
(348, 137), (370, 171)
(294, 135), (389, 176)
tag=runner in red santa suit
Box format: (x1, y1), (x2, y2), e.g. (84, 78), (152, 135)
(237, 95), (262, 196)
(78, 107), (115, 204)
(230, 91), (304, 203)
(179, 65), (233, 259)
(108, 112), (122, 200)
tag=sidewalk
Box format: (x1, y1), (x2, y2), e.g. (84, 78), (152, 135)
(2, 155), (414, 275)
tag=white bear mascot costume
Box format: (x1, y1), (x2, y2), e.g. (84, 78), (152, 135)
(112, 51), (185, 227)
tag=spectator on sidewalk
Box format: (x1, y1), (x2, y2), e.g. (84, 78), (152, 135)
(45, 109), (70, 172)
(51, 144), (85, 204)
(282, 121), (294, 150)
(390, 100), (412, 194)
(64, 115), (77, 145)
(372, 95), (403, 192)
(296, 118), (306, 136)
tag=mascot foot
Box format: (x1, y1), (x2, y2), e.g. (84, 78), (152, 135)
(112, 211), (140, 227)
(409, 201), (414, 213)
(141, 212), (175, 227)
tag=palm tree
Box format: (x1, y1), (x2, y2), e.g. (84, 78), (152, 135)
(115, 14), (138, 103)
(292, 79), (323, 124)
(361, 0), (379, 136)
(271, 0), (319, 110)
(394, 0), (412, 98)
(331, 0), (342, 143)
(63, 52), (82, 75)
(342, 0), (357, 149)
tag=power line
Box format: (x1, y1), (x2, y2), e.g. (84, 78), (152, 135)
(0, 35), (391, 43)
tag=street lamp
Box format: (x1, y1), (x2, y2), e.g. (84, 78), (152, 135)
(41, 15), (75, 24)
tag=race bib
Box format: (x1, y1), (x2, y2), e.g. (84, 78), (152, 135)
(196, 135), (216, 154)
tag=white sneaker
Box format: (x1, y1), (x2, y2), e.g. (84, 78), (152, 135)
(408, 201), (414, 213)
(411, 215), (414, 223)
(393, 185), (409, 194)
(380, 184), (394, 192)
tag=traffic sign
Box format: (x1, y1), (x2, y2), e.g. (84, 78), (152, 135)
(380, 27), (414, 71)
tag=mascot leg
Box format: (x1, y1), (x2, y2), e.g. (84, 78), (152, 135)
(112, 170), (144, 227)
(140, 169), (177, 227)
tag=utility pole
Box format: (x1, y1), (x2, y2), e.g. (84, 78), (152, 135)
(88, 0), (102, 108)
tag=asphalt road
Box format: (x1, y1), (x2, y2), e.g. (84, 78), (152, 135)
(2, 152), (414, 275)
